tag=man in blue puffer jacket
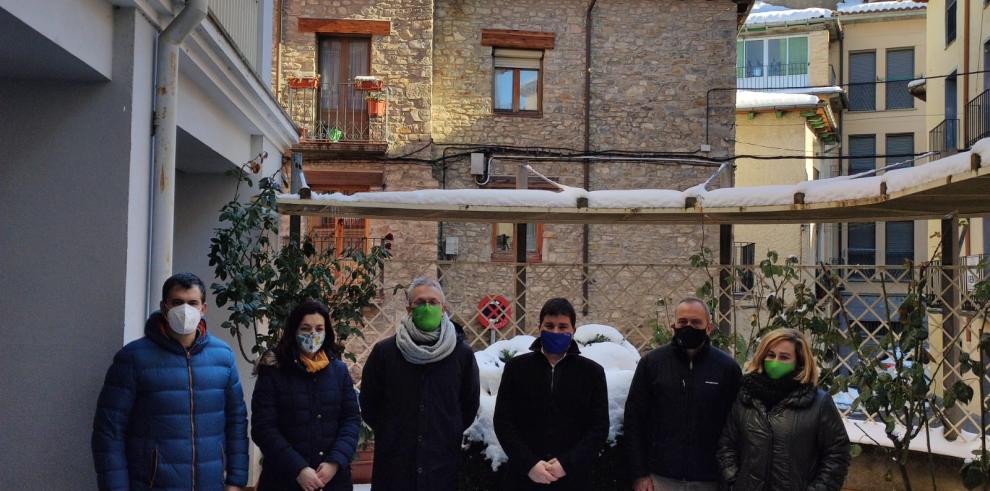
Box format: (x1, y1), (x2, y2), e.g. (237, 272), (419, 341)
(92, 273), (248, 491)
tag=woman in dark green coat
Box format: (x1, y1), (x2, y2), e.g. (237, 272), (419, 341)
(717, 328), (850, 491)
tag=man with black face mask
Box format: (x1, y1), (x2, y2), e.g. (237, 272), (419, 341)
(622, 297), (741, 491)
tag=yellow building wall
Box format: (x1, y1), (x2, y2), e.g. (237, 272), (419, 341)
(734, 111), (817, 264)
(840, 14), (930, 266)
(841, 15), (928, 167)
(926, 0), (989, 258)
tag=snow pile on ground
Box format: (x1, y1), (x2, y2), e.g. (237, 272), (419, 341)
(463, 325), (642, 470)
(845, 419), (985, 459)
(745, 1), (832, 26)
(837, 0), (926, 14)
(736, 90), (820, 111)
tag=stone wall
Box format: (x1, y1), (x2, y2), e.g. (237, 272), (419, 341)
(277, 0), (742, 367)
(278, 0), (434, 157)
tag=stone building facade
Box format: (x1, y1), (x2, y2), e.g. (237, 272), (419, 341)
(274, 0), (750, 368)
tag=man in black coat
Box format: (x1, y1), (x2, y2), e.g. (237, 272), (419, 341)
(494, 298), (609, 490)
(359, 277), (480, 491)
(622, 296), (742, 491)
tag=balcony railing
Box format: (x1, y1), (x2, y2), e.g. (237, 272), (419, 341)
(309, 235), (386, 257)
(736, 62), (810, 90)
(929, 118), (960, 160)
(284, 80), (388, 143)
(966, 89), (990, 147)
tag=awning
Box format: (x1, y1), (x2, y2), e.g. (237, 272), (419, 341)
(278, 148), (990, 225)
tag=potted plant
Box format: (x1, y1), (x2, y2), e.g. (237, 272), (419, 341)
(351, 421), (375, 484)
(354, 75), (384, 91)
(366, 92), (387, 118)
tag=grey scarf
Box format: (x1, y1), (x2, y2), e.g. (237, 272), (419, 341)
(395, 313), (457, 365)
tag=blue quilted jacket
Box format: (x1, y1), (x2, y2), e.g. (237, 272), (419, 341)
(92, 312), (249, 490)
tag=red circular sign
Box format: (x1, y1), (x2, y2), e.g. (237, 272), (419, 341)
(477, 295), (512, 330)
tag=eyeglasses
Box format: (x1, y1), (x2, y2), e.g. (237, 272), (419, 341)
(411, 299), (442, 308)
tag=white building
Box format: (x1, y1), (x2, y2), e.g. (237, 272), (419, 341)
(0, 0), (297, 487)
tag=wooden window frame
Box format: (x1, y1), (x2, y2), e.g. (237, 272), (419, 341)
(493, 60), (543, 116)
(491, 223), (544, 263)
(306, 181), (373, 255)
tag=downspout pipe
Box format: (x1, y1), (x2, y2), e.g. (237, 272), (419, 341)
(150, 0), (210, 302)
(581, 0), (598, 316)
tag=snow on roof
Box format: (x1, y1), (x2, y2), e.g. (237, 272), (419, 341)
(907, 78), (926, 89)
(837, 0), (926, 14)
(288, 138), (990, 211)
(736, 90), (821, 111)
(745, 1), (832, 26)
(773, 86), (846, 96)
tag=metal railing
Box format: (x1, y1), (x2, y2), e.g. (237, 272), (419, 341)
(283, 82), (388, 143)
(736, 62), (810, 90)
(967, 89), (990, 147)
(929, 118), (960, 159)
(309, 235), (385, 257)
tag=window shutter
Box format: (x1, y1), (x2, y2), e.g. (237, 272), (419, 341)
(493, 48), (542, 69)
(848, 222), (877, 265)
(849, 52), (876, 111)
(848, 135), (876, 175)
(885, 221), (914, 266)
(885, 134), (915, 166)
(886, 49), (914, 110)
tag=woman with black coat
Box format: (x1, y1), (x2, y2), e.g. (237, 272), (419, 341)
(251, 300), (361, 491)
(717, 328), (850, 491)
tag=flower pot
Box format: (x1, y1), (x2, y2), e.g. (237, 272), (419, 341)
(287, 77), (319, 89)
(351, 442), (375, 484)
(355, 79), (384, 91)
(367, 99), (386, 118)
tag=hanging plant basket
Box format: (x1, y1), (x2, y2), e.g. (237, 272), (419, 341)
(367, 99), (387, 118)
(355, 77), (385, 91)
(287, 77), (319, 89)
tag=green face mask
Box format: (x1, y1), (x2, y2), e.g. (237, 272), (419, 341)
(763, 359), (797, 380)
(411, 304), (443, 332)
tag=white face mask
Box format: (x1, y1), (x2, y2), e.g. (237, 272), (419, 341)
(166, 303), (202, 336)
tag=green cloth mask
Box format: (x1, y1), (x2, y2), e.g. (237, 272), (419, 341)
(411, 304), (443, 332)
(764, 359), (797, 380)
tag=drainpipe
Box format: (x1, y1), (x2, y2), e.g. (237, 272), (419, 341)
(581, 0), (598, 316)
(150, 0), (209, 301)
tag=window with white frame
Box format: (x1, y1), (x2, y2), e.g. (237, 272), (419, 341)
(736, 36), (808, 79)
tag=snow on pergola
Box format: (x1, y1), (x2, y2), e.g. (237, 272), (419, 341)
(278, 140), (990, 224)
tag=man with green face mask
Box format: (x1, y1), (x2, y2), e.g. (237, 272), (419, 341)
(359, 277), (480, 491)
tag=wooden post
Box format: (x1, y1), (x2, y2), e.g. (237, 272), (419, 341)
(718, 224), (733, 336)
(515, 165), (528, 333)
(942, 215), (963, 439)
